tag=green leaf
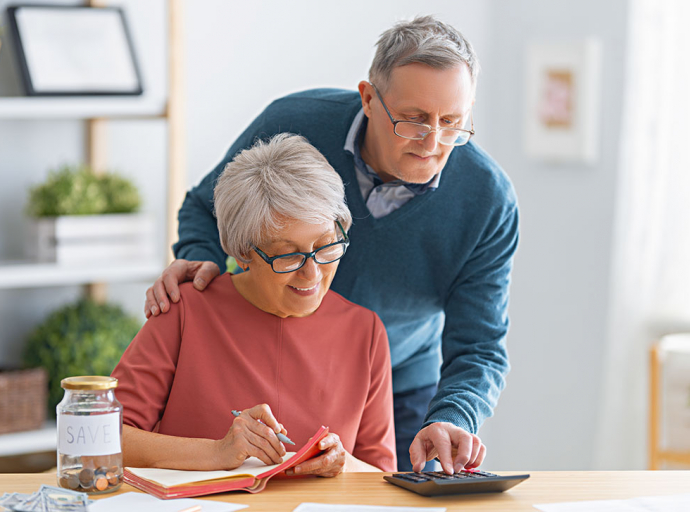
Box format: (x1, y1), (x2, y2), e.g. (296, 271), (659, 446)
(26, 165), (141, 217)
(22, 299), (141, 416)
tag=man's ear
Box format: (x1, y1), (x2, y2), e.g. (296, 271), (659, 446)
(358, 81), (375, 118)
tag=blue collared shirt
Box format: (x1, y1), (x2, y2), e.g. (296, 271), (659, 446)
(344, 109), (442, 218)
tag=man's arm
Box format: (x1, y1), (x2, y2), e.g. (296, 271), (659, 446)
(145, 109), (270, 317)
(410, 201), (519, 473)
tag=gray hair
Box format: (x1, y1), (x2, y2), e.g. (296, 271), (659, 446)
(369, 15), (480, 92)
(214, 133), (352, 263)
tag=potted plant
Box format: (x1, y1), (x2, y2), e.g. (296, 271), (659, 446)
(22, 299), (141, 416)
(25, 165), (155, 264)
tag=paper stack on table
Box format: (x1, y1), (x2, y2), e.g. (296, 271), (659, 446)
(293, 505), (446, 512)
(534, 492), (690, 511)
(89, 492), (247, 512)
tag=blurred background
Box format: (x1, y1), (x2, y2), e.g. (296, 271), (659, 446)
(0, 0), (689, 473)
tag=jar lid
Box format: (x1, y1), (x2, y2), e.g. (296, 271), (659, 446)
(61, 376), (118, 390)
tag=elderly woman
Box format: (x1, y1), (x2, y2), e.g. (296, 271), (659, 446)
(111, 133), (396, 475)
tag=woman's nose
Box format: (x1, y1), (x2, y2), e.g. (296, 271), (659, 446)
(298, 257), (321, 280)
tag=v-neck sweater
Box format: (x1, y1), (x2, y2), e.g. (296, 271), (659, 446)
(174, 89), (519, 435)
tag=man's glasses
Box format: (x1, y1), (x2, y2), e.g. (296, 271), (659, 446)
(252, 221), (350, 274)
(371, 83), (474, 146)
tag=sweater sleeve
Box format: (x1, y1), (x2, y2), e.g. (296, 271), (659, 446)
(111, 296), (186, 431)
(423, 202), (519, 434)
(352, 313), (397, 472)
(172, 110), (269, 272)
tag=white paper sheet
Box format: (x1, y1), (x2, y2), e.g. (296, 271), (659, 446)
(89, 491), (248, 512)
(534, 493), (690, 512)
(293, 504), (445, 512)
(126, 452), (297, 487)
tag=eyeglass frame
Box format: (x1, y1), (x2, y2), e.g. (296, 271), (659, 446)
(252, 220), (350, 274)
(371, 83), (475, 146)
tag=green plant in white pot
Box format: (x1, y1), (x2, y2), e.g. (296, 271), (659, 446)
(25, 165), (155, 264)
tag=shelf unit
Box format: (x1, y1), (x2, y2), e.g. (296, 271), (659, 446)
(0, 96), (167, 119)
(0, 423), (56, 458)
(0, 0), (184, 459)
(0, 260), (163, 289)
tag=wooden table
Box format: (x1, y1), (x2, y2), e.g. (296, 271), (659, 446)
(1, 471), (689, 511)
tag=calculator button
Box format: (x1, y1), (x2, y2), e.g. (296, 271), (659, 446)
(394, 473), (429, 482)
(424, 471), (454, 480)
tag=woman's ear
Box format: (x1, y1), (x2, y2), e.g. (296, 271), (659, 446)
(238, 254), (251, 271)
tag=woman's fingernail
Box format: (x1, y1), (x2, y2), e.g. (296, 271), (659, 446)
(194, 278), (206, 287)
(294, 466), (301, 474)
(160, 302), (166, 311)
(285, 469), (293, 476)
(151, 305), (158, 315)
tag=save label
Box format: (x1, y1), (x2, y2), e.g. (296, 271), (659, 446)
(58, 412), (121, 456)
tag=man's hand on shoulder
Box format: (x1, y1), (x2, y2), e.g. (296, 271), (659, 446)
(409, 422), (486, 475)
(145, 259), (220, 318)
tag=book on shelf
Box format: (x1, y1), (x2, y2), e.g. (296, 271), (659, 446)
(124, 426), (329, 499)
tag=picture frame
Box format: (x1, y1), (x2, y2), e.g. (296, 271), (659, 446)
(6, 4), (143, 96)
(523, 39), (602, 163)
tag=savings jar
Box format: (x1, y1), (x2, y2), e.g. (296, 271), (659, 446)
(56, 376), (123, 494)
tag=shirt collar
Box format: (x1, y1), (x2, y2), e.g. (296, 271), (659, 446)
(344, 108), (442, 194)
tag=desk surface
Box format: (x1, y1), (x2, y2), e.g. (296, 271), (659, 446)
(1, 471), (689, 511)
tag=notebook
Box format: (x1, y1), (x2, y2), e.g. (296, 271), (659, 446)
(124, 426), (329, 499)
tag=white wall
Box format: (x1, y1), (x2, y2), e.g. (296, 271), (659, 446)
(0, 0), (632, 470)
(477, 0), (629, 469)
(184, 0), (492, 187)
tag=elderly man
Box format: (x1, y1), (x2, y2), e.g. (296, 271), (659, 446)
(145, 15), (519, 474)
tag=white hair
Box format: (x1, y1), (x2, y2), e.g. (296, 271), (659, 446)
(214, 133), (352, 263)
(369, 14), (480, 92)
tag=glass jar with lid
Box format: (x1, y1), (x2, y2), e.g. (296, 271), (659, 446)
(56, 376), (123, 494)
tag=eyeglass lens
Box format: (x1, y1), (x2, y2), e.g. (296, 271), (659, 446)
(394, 122), (471, 146)
(272, 243), (346, 272)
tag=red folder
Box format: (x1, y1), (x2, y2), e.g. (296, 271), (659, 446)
(124, 426), (329, 499)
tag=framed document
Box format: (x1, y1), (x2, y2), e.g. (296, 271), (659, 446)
(6, 4), (143, 96)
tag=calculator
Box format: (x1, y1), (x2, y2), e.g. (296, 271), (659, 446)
(383, 469), (530, 497)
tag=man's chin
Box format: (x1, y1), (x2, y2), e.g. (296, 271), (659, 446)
(396, 166), (442, 184)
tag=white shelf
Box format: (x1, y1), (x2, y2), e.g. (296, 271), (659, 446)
(0, 260), (164, 289)
(0, 422), (56, 457)
(0, 96), (167, 119)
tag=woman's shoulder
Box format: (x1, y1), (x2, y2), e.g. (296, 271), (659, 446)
(320, 289), (384, 328)
(175, 273), (238, 310)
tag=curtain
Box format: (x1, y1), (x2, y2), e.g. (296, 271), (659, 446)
(595, 0), (690, 469)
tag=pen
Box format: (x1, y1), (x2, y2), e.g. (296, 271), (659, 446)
(231, 409), (295, 445)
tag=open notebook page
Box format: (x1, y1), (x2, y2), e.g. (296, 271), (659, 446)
(126, 452), (297, 487)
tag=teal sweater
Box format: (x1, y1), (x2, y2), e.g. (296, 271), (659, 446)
(174, 89), (519, 434)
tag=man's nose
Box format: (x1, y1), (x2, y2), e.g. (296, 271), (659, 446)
(420, 128), (439, 153)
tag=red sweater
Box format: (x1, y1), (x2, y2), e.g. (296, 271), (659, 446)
(112, 273), (396, 471)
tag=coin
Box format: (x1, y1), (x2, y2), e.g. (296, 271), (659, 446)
(79, 468), (94, 487)
(95, 477), (109, 491)
(106, 472), (119, 486)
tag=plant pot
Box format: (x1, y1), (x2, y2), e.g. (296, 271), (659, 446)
(25, 213), (156, 265)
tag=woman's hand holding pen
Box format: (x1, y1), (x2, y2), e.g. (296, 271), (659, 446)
(214, 404), (289, 469)
(285, 433), (346, 478)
